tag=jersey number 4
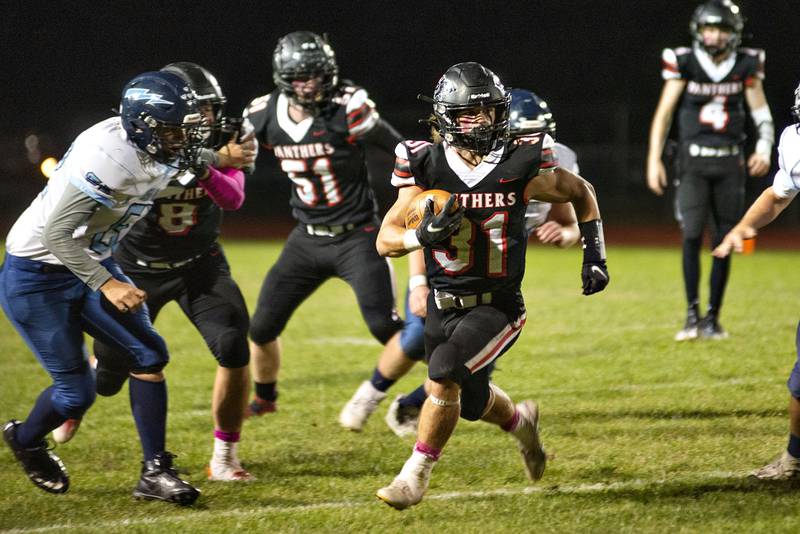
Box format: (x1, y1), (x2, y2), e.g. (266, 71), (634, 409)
(699, 96), (730, 132)
(432, 212), (508, 277)
(281, 157), (342, 206)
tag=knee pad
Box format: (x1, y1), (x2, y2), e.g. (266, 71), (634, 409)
(212, 327), (250, 368)
(249, 312), (281, 345)
(52, 366), (96, 418)
(96, 366), (129, 397)
(366, 316), (403, 346)
(400, 317), (425, 361)
(428, 342), (468, 385)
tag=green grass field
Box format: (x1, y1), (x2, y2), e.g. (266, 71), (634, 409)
(2, 241), (800, 533)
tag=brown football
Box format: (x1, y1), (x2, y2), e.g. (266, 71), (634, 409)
(405, 189), (458, 229)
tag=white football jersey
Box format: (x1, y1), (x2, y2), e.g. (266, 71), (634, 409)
(525, 142), (580, 232)
(772, 125), (800, 199)
(6, 117), (180, 262)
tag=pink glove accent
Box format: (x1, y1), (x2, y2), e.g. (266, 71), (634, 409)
(198, 167), (245, 210)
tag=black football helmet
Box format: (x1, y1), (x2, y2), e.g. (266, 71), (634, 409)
(690, 0), (744, 57)
(508, 88), (556, 139)
(431, 62), (510, 156)
(119, 71), (204, 168)
(272, 31), (339, 113)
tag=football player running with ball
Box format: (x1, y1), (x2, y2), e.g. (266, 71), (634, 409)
(243, 31), (414, 429)
(374, 62), (609, 509)
(1, 72), (203, 504)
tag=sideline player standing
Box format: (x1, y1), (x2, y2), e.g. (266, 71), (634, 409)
(1, 72), (202, 504)
(84, 62), (257, 481)
(713, 83), (800, 480)
(242, 31), (414, 429)
(646, 0), (773, 341)
(374, 62), (609, 509)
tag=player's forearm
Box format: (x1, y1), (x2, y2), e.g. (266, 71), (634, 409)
(647, 112), (672, 163)
(41, 183), (113, 291)
(377, 223), (414, 257)
(738, 187), (792, 231)
(198, 166), (245, 210)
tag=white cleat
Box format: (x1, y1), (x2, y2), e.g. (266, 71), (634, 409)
(52, 418), (82, 444)
(750, 451), (800, 481)
(513, 401), (547, 482)
(339, 380), (387, 431)
(674, 326), (699, 341)
(207, 454), (255, 482)
(376, 452), (434, 510)
(385, 395), (420, 438)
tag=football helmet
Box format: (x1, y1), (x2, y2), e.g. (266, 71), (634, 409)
(272, 31), (339, 113)
(161, 62), (234, 149)
(120, 71), (203, 168)
(690, 0), (744, 57)
(508, 88), (556, 139)
(431, 62), (510, 156)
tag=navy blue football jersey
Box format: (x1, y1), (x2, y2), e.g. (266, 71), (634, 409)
(662, 46), (764, 146)
(244, 84), (382, 226)
(115, 179), (220, 265)
(392, 135), (557, 295)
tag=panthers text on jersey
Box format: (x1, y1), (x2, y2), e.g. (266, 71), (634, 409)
(5, 117), (179, 263)
(662, 45), (764, 146)
(243, 84), (381, 226)
(771, 126), (800, 199)
(392, 134), (558, 295)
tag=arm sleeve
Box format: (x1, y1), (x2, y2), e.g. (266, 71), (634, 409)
(358, 117), (404, 155)
(198, 166), (246, 210)
(537, 134), (560, 174)
(41, 182), (114, 291)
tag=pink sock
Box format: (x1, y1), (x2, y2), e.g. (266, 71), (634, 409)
(501, 409), (520, 432)
(214, 430), (240, 443)
(414, 441), (442, 461)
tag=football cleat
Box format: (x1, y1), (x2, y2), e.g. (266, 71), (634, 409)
(750, 451), (800, 481)
(675, 307), (701, 341)
(698, 314), (729, 340)
(339, 380), (387, 431)
(385, 395), (420, 438)
(133, 451), (200, 506)
(376, 453), (435, 510)
(512, 401), (547, 482)
(52, 418), (82, 444)
(244, 396), (277, 418)
(3, 419), (69, 494)
(207, 442), (255, 482)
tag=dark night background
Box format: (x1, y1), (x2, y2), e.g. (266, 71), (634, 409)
(2, 1), (799, 238)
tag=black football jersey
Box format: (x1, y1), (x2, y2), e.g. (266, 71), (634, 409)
(244, 84), (381, 226)
(662, 46), (764, 146)
(115, 179), (220, 265)
(393, 135), (557, 295)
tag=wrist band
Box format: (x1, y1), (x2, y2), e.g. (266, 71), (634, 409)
(409, 274), (428, 290)
(403, 229), (422, 251)
(578, 219), (606, 263)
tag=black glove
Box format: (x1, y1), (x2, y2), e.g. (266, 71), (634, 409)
(415, 195), (464, 247)
(581, 260), (610, 295)
(190, 148), (219, 179)
(578, 219), (609, 295)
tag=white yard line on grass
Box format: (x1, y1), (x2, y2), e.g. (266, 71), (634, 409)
(4, 471), (743, 534)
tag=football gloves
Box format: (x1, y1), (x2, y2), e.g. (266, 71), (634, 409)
(581, 260), (610, 295)
(416, 195), (464, 247)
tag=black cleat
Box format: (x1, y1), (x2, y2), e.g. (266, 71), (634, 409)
(698, 314), (729, 340)
(133, 451), (200, 506)
(675, 305), (701, 341)
(3, 419), (69, 494)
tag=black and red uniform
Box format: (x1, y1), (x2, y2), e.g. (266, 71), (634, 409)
(244, 83), (404, 344)
(391, 134), (557, 419)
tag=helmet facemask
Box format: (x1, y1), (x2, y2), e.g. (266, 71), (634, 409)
(690, 1), (744, 58)
(273, 31), (339, 115)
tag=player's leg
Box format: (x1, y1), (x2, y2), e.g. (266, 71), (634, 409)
(177, 250), (253, 481)
(248, 228), (328, 415)
(337, 227), (406, 430)
(81, 259), (198, 505)
(702, 155), (746, 339)
(674, 151), (710, 341)
(0, 257), (91, 493)
(386, 288), (427, 437)
(752, 321), (800, 480)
